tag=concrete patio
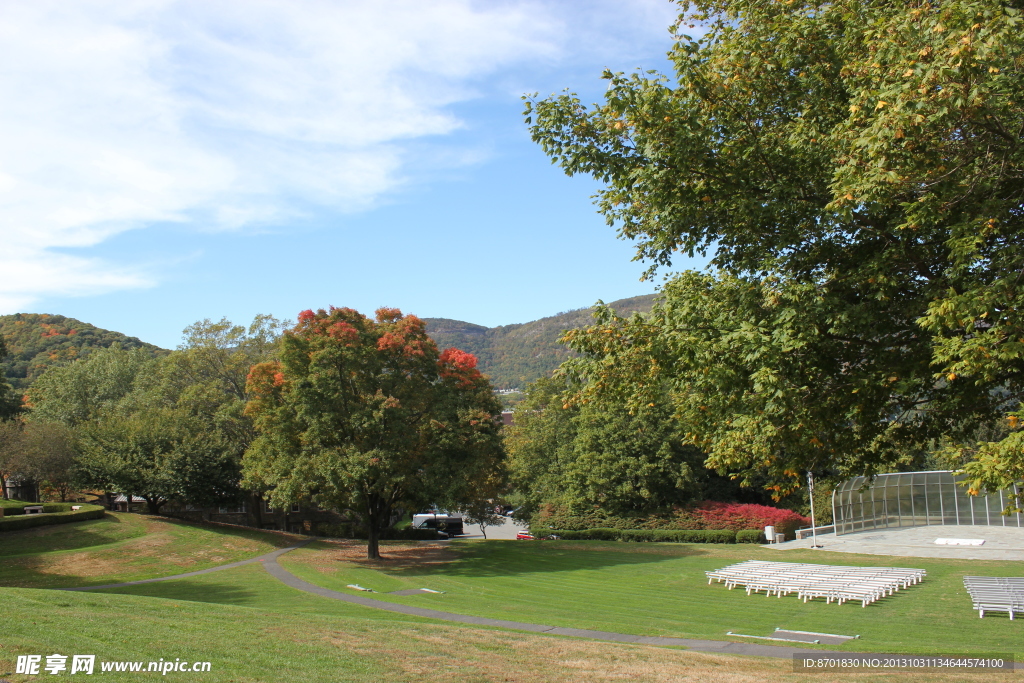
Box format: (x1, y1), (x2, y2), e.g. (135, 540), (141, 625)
(767, 525), (1024, 560)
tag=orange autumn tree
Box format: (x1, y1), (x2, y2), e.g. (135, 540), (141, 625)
(242, 307), (504, 559)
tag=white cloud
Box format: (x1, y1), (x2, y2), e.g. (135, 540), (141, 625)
(0, 0), (679, 311)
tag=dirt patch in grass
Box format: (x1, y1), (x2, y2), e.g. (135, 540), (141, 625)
(309, 621), (1010, 683)
(1, 515), (301, 588)
(298, 540), (458, 572)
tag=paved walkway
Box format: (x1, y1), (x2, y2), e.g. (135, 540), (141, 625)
(461, 515), (524, 540)
(770, 525), (1024, 560)
(259, 551), (871, 660)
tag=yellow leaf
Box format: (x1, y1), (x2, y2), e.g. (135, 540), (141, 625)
(875, 100), (888, 110)
(948, 373), (957, 381)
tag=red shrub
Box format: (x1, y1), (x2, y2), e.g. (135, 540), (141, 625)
(685, 501), (809, 536)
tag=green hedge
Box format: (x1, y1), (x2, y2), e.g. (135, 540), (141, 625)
(737, 529), (766, 543)
(536, 528), (738, 544)
(0, 499), (32, 516)
(42, 503), (75, 513)
(0, 505), (105, 532)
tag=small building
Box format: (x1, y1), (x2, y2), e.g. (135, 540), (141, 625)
(833, 470), (1024, 535)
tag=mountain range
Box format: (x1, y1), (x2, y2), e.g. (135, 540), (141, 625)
(0, 313), (165, 391)
(424, 294), (657, 390)
(1, 294), (657, 392)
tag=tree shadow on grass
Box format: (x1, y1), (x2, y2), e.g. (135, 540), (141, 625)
(0, 514), (304, 590)
(96, 580), (259, 607)
(1, 514), (139, 557)
(139, 513), (304, 549)
(378, 540), (715, 578)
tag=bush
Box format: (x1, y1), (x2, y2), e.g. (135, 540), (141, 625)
(737, 529), (766, 543)
(533, 501), (809, 536)
(686, 502), (810, 537)
(0, 499), (31, 516)
(540, 528), (737, 543)
(535, 528), (620, 541)
(315, 522), (353, 538)
(0, 505), (105, 532)
(42, 503), (74, 513)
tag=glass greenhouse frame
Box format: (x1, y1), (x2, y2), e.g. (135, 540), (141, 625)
(832, 471), (1022, 535)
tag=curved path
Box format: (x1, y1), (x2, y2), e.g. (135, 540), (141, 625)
(64, 540), (1012, 666)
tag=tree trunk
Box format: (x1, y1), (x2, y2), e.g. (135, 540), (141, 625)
(144, 497), (163, 515)
(250, 492), (264, 529)
(367, 523), (380, 560)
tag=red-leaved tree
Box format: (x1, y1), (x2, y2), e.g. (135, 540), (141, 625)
(242, 307), (504, 559)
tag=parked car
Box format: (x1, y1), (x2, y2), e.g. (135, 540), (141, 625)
(412, 513), (464, 537)
(516, 530), (535, 540)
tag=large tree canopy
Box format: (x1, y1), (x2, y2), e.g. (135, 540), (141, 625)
(506, 376), (709, 518)
(242, 307), (504, 559)
(26, 317), (284, 511)
(529, 0), (1024, 495)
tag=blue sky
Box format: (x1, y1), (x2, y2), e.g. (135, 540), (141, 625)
(2, 0), (706, 349)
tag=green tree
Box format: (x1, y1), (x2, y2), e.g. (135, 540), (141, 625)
(0, 419), (24, 499)
(528, 0), (1024, 494)
(242, 307), (504, 559)
(0, 335), (22, 420)
(77, 409), (236, 514)
(19, 422), (80, 502)
(27, 346), (155, 426)
(136, 315), (288, 516)
(27, 317), (285, 512)
(507, 375), (708, 518)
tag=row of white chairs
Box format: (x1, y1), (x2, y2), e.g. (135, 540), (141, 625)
(706, 560), (926, 607)
(964, 576), (1024, 620)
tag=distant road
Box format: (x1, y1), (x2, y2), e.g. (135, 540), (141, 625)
(461, 515), (523, 540)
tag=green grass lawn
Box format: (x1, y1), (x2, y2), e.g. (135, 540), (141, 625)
(0, 512), (299, 589)
(3, 515), (1022, 682)
(279, 539), (1024, 656)
(4, 563), (808, 683)
(3, 562), (1008, 683)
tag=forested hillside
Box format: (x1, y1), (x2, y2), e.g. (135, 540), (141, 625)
(425, 294), (656, 389)
(0, 297), (654, 393)
(0, 313), (166, 390)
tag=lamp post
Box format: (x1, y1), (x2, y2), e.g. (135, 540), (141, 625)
(808, 471), (823, 548)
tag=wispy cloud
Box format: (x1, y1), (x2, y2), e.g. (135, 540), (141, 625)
(0, 0), (679, 311)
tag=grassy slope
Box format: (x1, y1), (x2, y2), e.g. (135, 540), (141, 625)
(0, 513), (299, 588)
(2, 517), (1019, 682)
(2, 564), (803, 683)
(279, 539), (1024, 656)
